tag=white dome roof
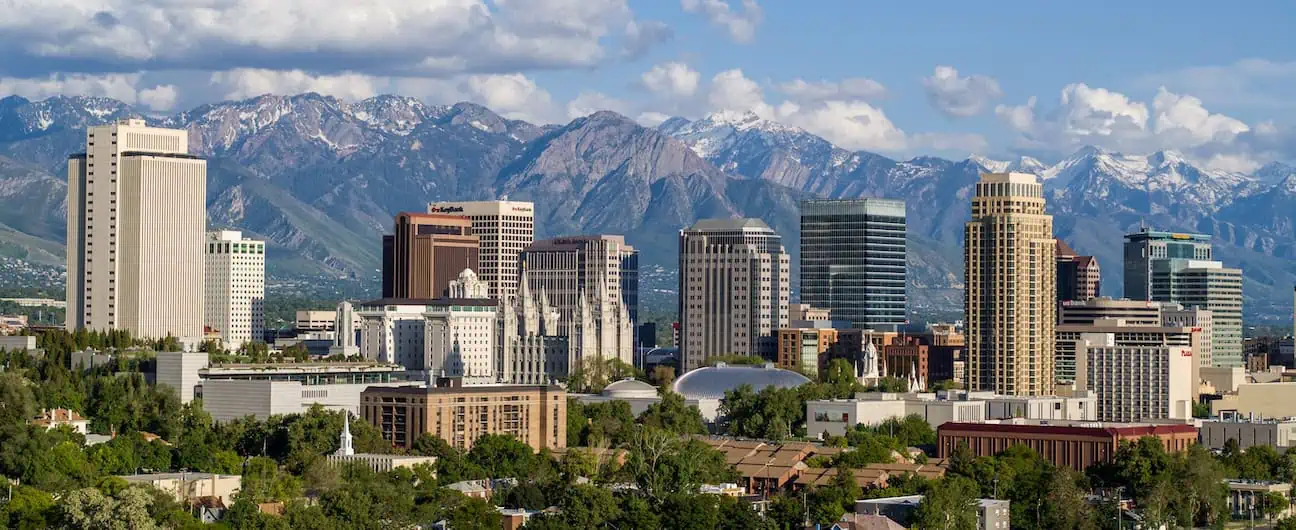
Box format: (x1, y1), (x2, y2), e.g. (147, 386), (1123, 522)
(602, 378), (659, 399)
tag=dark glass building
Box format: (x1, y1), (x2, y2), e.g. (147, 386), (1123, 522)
(799, 199), (907, 329)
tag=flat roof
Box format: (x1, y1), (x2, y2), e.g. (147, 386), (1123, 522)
(121, 151), (204, 160)
(686, 218), (774, 232)
(118, 472), (236, 481)
(357, 297), (497, 307)
(363, 384), (563, 395)
(940, 421), (1197, 437)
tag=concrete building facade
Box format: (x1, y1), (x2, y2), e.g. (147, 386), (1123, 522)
(521, 235), (637, 369)
(776, 327), (838, 376)
(1057, 320), (1196, 422)
(799, 199), (907, 329)
(1200, 417), (1296, 451)
(355, 298), (498, 383)
(964, 172), (1056, 396)
(806, 390), (1097, 437)
(203, 231), (264, 349)
(66, 119), (206, 343)
(679, 218), (791, 371)
(360, 383), (566, 452)
(427, 200), (535, 299)
(382, 213), (478, 300)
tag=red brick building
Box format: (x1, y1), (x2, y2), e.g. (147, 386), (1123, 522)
(937, 421), (1198, 471)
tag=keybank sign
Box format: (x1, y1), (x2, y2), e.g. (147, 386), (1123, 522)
(428, 206), (465, 213)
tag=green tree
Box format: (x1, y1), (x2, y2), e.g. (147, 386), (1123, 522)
(1276, 516), (1296, 530)
(913, 477), (979, 530)
(612, 495), (662, 530)
(1260, 491), (1290, 522)
(467, 434), (540, 479)
(58, 486), (157, 530)
(1040, 468), (1097, 530)
(0, 372), (37, 426)
(446, 497), (503, 530)
(624, 427), (736, 501)
(661, 493), (720, 530)
(638, 390), (706, 435)
(503, 482), (549, 510)
(0, 485), (55, 530)
(819, 358), (865, 398)
(548, 484), (620, 530)
(240, 456), (304, 503)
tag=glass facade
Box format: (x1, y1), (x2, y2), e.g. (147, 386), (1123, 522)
(799, 199), (907, 329)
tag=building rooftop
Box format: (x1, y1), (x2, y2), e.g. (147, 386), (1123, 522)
(687, 218), (775, 232)
(356, 297), (498, 308)
(940, 419), (1197, 437)
(601, 378), (659, 399)
(118, 472), (237, 481)
(363, 383), (563, 395)
(673, 363), (810, 400)
(203, 362), (404, 375)
(525, 235), (633, 252)
(120, 151), (204, 160)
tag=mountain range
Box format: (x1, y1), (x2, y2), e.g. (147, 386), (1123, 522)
(0, 93), (1293, 319)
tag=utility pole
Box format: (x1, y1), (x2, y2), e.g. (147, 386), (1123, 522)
(1115, 486), (1123, 530)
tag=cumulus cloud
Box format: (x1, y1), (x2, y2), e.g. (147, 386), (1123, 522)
(210, 69), (380, 101)
(567, 91), (631, 119)
(995, 82), (1273, 169)
(0, 0), (663, 78)
(640, 62), (700, 97)
(922, 65), (1003, 118)
(0, 73), (178, 110)
(1138, 58), (1296, 109)
(774, 100), (907, 151)
(778, 78), (887, 102)
(707, 69), (772, 116)
(680, 0), (763, 43)
(622, 20), (673, 58)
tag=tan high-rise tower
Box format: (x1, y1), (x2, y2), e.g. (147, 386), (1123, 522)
(381, 213), (478, 299)
(66, 119), (207, 343)
(965, 172), (1056, 395)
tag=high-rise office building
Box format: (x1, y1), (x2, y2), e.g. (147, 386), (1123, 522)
(520, 235), (638, 368)
(381, 213), (478, 299)
(66, 119), (206, 342)
(1123, 228), (1243, 367)
(679, 218), (791, 372)
(1056, 240), (1101, 302)
(799, 199), (907, 329)
(427, 200), (535, 299)
(964, 173), (1056, 396)
(204, 231), (265, 349)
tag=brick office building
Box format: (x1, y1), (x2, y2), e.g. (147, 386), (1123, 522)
(937, 420), (1198, 471)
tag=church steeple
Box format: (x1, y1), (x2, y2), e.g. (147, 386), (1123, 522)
(335, 412), (355, 456)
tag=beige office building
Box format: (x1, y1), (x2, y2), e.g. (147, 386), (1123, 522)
(679, 219), (791, 372)
(204, 231), (264, 349)
(428, 200), (535, 299)
(361, 383), (566, 452)
(964, 172), (1056, 396)
(1057, 320), (1196, 422)
(66, 119), (206, 343)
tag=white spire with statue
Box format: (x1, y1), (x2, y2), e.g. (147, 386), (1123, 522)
(335, 411), (355, 457)
(856, 340), (881, 386)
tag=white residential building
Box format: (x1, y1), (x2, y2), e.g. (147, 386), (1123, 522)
(356, 297), (498, 384)
(428, 200), (535, 299)
(66, 119), (206, 344)
(204, 231), (264, 349)
(805, 390), (1097, 437)
(1059, 319), (1196, 422)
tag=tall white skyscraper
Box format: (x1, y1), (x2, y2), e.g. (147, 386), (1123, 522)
(66, 119), (206, 343)
(204, 231), (265, 349)
(428, 200), (535, 299)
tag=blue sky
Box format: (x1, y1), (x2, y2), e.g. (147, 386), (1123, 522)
(1, 0), (1293, 168)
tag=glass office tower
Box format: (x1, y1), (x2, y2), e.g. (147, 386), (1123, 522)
(800, 199), (907, 329)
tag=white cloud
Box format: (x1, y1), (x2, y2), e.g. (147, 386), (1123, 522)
(0, 0), (664, 78)
(775, 100), (907, 152)
(566, 91), (630, 119)
(680, 0), (762, 43)
(210, 69), (380, 101)
(778, 78), (886, 102)
(462, 74), (558, 123)
(707, 69), (772, 116)
(641, 62), (700, 98)
(636, 111), (673, 127)
(0, 73), (179, 110)
(138, 84), (178, 111)
(997, 82), (1273, 168)
(922, 65), (1003, 118)
(994, 96), (1036, 133)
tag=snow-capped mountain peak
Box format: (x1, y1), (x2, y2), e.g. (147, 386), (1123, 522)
(968, 154), (1048, 175)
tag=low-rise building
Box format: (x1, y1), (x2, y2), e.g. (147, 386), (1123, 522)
(1212, 382), (1296, 419)
(0, 335), (36, 351)
(361, 382), (565, 452)
(326, 413), (437, 473)
(1201, 366), (1245, 395)
(1200, 416), (1296, 451)
(854, 495), (1010, 530)
(1227, 480), (1294, 519)
(157, 352), (409, 421)
(355, 297), (498, 383)
(937, 419), (1198, 471)
(118, 472), (242, 506)
(776, 327), (838, 376)
(806, 391), (1097, 438)
(30, 408), (89, 434)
